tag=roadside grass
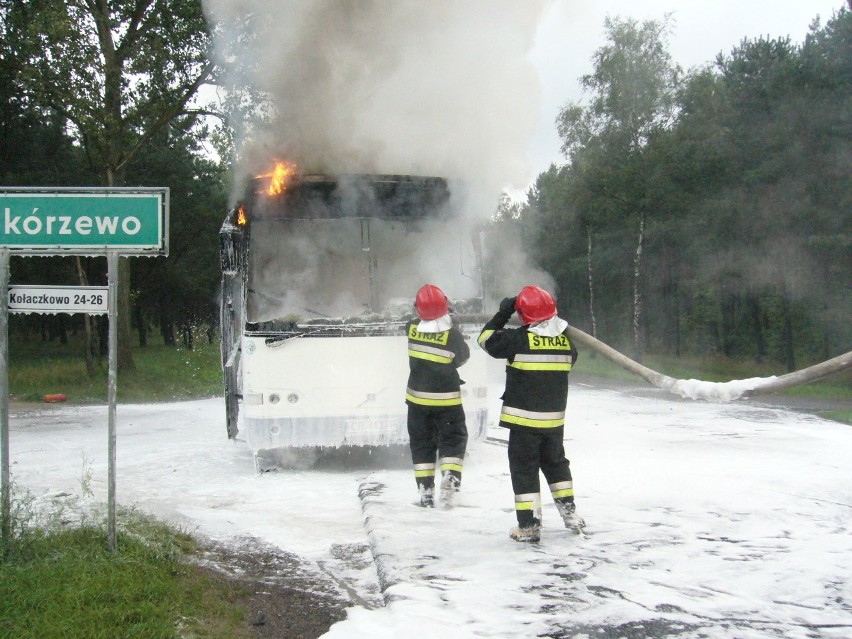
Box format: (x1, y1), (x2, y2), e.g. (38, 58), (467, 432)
(8, 331), (223, 404)
(1, 498), (250, 639)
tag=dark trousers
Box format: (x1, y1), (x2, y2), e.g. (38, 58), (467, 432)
(407, 404), (468, 490)
(508, 428), (573, 526)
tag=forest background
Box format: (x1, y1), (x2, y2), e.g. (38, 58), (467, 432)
(0, 1), (849, 380)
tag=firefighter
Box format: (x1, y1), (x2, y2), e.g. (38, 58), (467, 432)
(405, 284), (470, 508)
(478, 285), (583, 542)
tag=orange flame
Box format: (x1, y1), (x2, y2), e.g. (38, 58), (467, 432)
(236, 204), (247, 226)
(256, 160), (298, 196)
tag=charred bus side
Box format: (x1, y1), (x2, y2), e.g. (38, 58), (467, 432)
(219, 171), (490, 462)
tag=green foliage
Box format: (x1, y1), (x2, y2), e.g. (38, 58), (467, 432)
(818, 409), (852, 425)
(1, 503), (249, 639)
(557, 15), (680, 158)
(1, 0), (225, 369)
(1, 0), (230, 362)
(520, 6), (851, 370)
(9, 0), (215, 182)
(7, 328), (223, 403)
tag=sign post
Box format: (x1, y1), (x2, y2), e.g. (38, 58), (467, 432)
(0, 187), (168, 553)
(107, 252), (119, 552)
(0, 249), (9, 550)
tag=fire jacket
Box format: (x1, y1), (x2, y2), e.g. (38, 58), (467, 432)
(405, 320), (470, 408)
(477, 309), (578, 430)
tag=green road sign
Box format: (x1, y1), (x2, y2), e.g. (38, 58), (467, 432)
(0, 187), (168, 254)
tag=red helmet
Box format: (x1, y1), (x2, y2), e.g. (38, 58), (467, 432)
(515, 285), (557, 325)
(415, 284), (448, 320)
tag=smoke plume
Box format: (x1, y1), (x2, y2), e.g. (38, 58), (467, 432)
(204, 0), (556, 314)
(204, 0), (549, 211)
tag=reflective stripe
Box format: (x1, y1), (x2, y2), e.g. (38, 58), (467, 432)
(549, 480), (574, 499)
(439, 457), (464, 473)
(508, 361), (572, 371)
(514, 492), (541, 511)
(406, 388), (463, 406)
(407, 388), (462, 400)
(408, 342), (455, 364)
(501, 412), (564, 428)
(414, 463), (436, 478)
(477, 329), (495, 346)
(514, 354), (572, 363)
(509, 354), (572, 371)
(502, 406), (565, 420)
(501, 405), (565, 428)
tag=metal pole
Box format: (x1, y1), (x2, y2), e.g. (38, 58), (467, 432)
(107, 251), (118, 552)
(0, 249), (10, 549)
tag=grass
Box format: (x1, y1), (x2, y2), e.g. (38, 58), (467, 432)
(3, 332), (253, 639)
(1, 501), (250, 639)
(8, 330), (223, 404)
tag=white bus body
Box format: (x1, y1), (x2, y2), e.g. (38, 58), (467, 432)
(239, 329), (489, 451)
(220, 173), (494, 460)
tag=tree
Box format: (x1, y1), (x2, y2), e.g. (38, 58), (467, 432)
(127, 133), (226, 350)
(556, 16), (681, 358)
(8, 0), (217, 370)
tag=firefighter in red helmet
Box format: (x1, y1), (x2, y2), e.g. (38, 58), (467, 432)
(478, 285), (583, 542)
(405, 284), (470, 508)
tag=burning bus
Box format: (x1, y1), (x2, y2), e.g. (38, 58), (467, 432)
(219, 162), (492, 464)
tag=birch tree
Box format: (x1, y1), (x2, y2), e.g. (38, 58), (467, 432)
(556, 16), (680, 359)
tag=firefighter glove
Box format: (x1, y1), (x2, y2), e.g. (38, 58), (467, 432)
(499, 296), (517, 314)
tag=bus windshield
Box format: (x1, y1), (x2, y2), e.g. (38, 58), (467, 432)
(243, 175), (482, 331)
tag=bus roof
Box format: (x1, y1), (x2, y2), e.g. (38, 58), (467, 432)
(244, 173), (452, 220)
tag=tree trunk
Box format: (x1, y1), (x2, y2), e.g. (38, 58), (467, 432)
(780, 296), (796, 373)
(721, 294), (736, 357)
(135, 301), (147, 347)
(104, 163), (136, 371)
(182, 322), (194, 350)
(117, 252), (135, 370)
(586, 224), (597, 338)
(97, 316), (108, 358)
(56, 315), (68, 345)
(161, 303), (175, 346)
(673, 280), (681, 357)
(749, 295), (767, 363)
(631, 210), (645, 360)
(75, 256), (96, 377)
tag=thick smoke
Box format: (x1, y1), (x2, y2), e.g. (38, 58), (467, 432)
(204, 0), (556, 315)
(204, 1), (548, 201)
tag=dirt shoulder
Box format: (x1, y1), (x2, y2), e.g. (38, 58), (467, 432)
(196, 537), (349, 639)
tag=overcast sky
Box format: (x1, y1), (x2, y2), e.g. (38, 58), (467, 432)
(526, 0), (846, 181)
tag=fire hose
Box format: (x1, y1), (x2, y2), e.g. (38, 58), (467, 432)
(565, 324), (852, 401)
